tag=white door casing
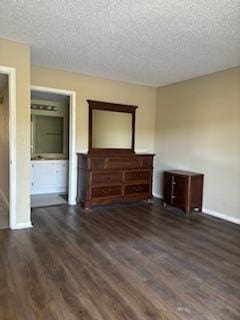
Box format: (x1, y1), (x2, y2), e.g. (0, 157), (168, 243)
(30, 86), (77, 205)
(0, 66), (17, 229)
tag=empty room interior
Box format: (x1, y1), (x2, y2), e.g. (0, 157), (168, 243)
(0, 1), (239, 319)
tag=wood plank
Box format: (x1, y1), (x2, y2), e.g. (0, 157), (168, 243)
(0, 200), (239, 319)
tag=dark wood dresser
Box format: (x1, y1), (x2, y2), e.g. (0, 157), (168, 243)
(163, 170), (204, 214)
(77, 153), (154, 208)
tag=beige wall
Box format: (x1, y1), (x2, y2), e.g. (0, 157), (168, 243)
(0, 38), (31, 225)
(31, 66), (157, 154)
(154, 68), (240, 219)
(0, 86), (9, 203)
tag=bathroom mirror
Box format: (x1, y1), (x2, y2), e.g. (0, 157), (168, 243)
(88, 100), (137, 154)
(33, 115), (64, 154)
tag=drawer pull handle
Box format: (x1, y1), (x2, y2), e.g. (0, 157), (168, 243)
(101, 188), (112, 194)
(133, 186), (142, 192)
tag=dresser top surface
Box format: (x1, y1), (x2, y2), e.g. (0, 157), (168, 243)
(77, 153), (155, 157)
(165, 170), (203, 176)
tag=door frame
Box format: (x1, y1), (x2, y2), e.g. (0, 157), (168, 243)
(31, 85), (77, 205)
(0, 66), (17, 229)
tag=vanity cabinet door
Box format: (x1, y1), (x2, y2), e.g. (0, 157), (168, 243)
(54, 162), (68, 188)
(31, 162), (55, 194)
(31, 161), (68, 194)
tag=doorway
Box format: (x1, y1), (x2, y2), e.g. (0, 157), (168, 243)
(30, 86), (77, 208)
(0, 73), (9, 228)
(0, 66), (17, 229)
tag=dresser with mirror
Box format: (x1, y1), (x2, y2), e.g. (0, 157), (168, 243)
(77, 100), (154, 208)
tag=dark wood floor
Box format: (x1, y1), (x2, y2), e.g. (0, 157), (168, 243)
(0, 200), (239, 320)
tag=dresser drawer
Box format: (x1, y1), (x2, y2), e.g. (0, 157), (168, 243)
(105, 157), (141, 170)
(91, 185), (122, 199)
(141, 156), (154, 169)
(90, 172), (122, 185)
(124, 184), (150, 195)
(88, 158), (105, 170)
(125, 170), (150, 182)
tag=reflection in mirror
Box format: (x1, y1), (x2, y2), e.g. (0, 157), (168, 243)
(34, 115), (64, 153)
(92, 110), (132, 149)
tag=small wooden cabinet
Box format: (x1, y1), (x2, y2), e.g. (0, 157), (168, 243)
(77, 153), (154, 208)
(163, 170), (204, 214)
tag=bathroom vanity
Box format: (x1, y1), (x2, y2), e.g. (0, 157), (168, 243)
(30, 96), (69, 196)
(31, 159), (68, 194)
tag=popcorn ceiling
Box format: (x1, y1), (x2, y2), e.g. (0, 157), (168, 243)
(0, 0), (239, 86)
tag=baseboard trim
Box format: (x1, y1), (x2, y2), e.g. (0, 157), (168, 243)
(0, 188), (9, 208)
(203, 208), (240, 225)
(153, 192), (163, 199)
(13, 222), (33, 230)
(31, 186), (68, 195)
(153, 193), (240, 225)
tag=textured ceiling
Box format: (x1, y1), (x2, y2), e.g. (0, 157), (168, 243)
(0, 0), (239, 86)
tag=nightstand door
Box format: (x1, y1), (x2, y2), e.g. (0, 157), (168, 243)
(172, 175), (188, 212)
(163, 172), (173, 205)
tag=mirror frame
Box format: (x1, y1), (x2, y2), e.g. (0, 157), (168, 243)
(88, 100), (138, 155)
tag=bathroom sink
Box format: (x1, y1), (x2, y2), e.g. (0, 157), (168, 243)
(31, 157), (45, 160)
(31, 157), (68, 161)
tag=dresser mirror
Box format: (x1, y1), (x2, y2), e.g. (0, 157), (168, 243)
(92, 110), (132, 149)
(88, 100), (137, 154)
